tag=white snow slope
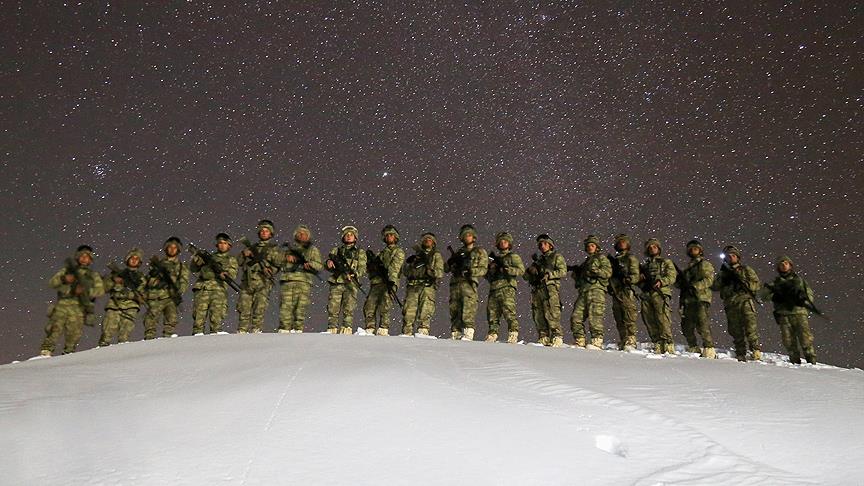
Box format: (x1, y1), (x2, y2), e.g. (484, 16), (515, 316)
(1, 334), (862, 485)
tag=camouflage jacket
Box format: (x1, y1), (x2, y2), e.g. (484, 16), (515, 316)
(239, 239), (281, 289)
(368, 244), (405, 288)
(762, 272), (814, 315)
(574, 252), (612, 292)
(486, 250), (525, 291)
(49, 264), (105, 309)
(639, 256), (677, 298)
(608, 251), (640, 297)
(103, 266), (145, 311)
(712, 263), (760, 305)
(327, 244), (367, 285)
(145, 256), (190, 301)
(445, 245), (488, 285)
(403, 246), (444, 287)
(280, 241), (323, 285)
(679, 257), (714, 305)
(523, 250), (568, 292)
(191, 251), (239, 291)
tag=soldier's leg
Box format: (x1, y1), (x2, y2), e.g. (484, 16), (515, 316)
(742, 300), (761, 355)
(640, 297), (659, 346)
(402, 286), (419, 334)
(162, 301), (179, 337)
(210, 290), (228, 333)
(42, 306), (68, 355)
(657, 296), (674, 351)
(775, 314), (798, 362)
(487, 290), (502, 336)
(99, 310), (121, 346)
(500, 287), (519, 336)
(588, 288), (606, 343)
(448, 284), (463, 335)
(570, 292), (588, 344)
(622, 293), (639, 347)
(117, 311), (136, 343)
(341, 285), (359, 330)
(63, 310), (86, 354)
(377, 287), (394, 335)
(278, 283), (295, 332)
(417, 287), (437, 334)
(144, 299), (164, 339)
(695, 302), (714, 349)
(546, 287), (563, 340)
(612, 298), (627, 348)
(362, 284), (383, 332)
(726, 304), (747, 360)
(236, 289), (254, 333)
(794, 314), (816, 363)
(460, 282), (479, 337)
(192, 290), (209, 335)
(250, 287), (271, 333)
(292, 282), (312, 332)
(681, 302), (699, 349)
(531, 291), (548, 343)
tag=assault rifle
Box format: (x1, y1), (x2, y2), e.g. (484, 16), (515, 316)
(281, 243), (323, 281)
(672, 261), (695, 300)
(366, 249), (403, 308)
(64, 258), (96, 322)
(239, 237), (279, 280)
(765, 278), (827, 320)
(106, 262), (147, 320)
(720, 262), (763, 305)
(446, 245), (471, 277)
(148, 256), (183, 306)
(487, 252), (507, 281)
(188, 243), (241, 292)
(330, 251), (367, 296)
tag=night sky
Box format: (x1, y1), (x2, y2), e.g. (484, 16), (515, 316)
(2, 2), (862, 367)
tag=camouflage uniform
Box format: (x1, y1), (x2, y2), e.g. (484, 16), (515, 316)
(41, 246), (106, 356)
(639, 238), (677, 354)
(445, 225), (488, 340)
(762, 256), (815, 364)
(401, 233), (444, 335)
(278, 224), (323, 333)
(677, 240), (716, 356)
(524, 234), (568, 346)
(326, 226), (367, 333)
(99, 248), (145, 346)
(363, 225), (406, 335)
(144, 237), (190, 339)
(608, 234), (640, 350)
(485, 232), (525, 342)
(237, 220), (282, 333)
(570, 235), (612, 348)
(712, 245), (762, 361)
(190, 234), (239, 334)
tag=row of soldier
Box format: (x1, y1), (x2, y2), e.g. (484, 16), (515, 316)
(41, 220), (820, 365)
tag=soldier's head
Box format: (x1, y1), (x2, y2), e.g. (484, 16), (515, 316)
(459, 224), (477, 246)
(216, 233), (232, 253)
(777, 255), (794, 274)
(75, 245), (94, 266)
(125, 248), (143, 268)
(420, 232), (436, 250)
(723, 245), (741, 265)
(382, 225), (399, 245)
(342, 225), (359, 245)
(644, 238), (662, 257)
(537, 234), (554, 253)
(164, 237), (182, 258)
(257, 219), (275, 241)
(686, 239), (704, 258)
(583, 235), (600, 254)
(614, 234), (631, 252)
(294, 224), (312, 244)
(496, 232), (513, 251)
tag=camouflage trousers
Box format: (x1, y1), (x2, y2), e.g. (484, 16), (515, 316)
(100, 307), (138, 346)
(775, 313), (815, 364)
(681, 300), (714, 348)
(640, 291), (673, 347)
(144, 297), (179, 339)
(611, 289), (639, 347)
(237, 284), (273, 333)
(724, 299), (761, 359)
(402, 284), (436, 335)
(41, 300), (86, 354)
(571, 287), (606, 341)
(192, 288), (228, 334)
(449, 280), (479, 332)
(487, 286), (518, 335)
(328, 283), (359, 330)
(364, 282), (394, 333)
(531, 285), (562, 340)
(279, 281), (312, 332)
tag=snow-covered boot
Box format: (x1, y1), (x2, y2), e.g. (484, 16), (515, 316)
(485, 333), (498, 343)
(586, 337), (603, 350)
(538, 334), (550, 346)
(461, 328), (475, 341)
(277, 329), (291, 334)
(451, 330), (462, 340)
(417, 328), (429, 336)
(752, 349), (762, 361)
(326, 327), (338, 334)
(237, 329), (248, 334)
(338, 326), (352, 335)
(701, 347), (716, 359)
(365, 327), (375, 335)
(40, 349), (51, 357)
(687, 345), (700, 353)
(574, 336), (586, 348)
(665, 342), (676, 354)
(551, 336), (564, 347)
(376, 328), (389, 336)
(654, 342), (664, 354)
(507, 331), (519, 344)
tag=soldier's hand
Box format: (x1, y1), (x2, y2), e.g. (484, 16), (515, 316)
(219, 272), (229, 280)
(303, 262), (314, 271)
(113, 276), (124, 285)
(242, 249), (253, 258)
(263, 267), (273, 277)
(63, 273), (76, 284)
(73, 284), (85, 296)
(527, 266), (538, 276)
(286, 254), (297, 264)
(326, 260), (335, 270)
(653, 280), (662, 290)
(192, 255), (204, 266)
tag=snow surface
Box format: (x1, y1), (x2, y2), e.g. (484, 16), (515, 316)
(1, 334), (862, 485)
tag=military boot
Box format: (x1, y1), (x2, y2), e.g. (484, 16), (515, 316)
(40, 349), (52, 357)
(376, 327), (389, 336)
(338, 326), (352, 335)
(365, 327), (375, 335)
(687, 345), (700, 353)
(485, 333), (498, 342)
(624, 335), (637, 352)
(507, 331), (519, 344)
(551, 336), (564, 347)
(538, 333), (550, 346)
(417, 328), (429, 336)
(665, 342), (676, 354)
(237, 329), (248, 334)
(752, 349), (762, 361)
(451, 330), (462, 340)
(461, 328), (475, 341)
(654, 342), (664, 354)
(701, 347), (716, 359)
(574, 336), (586, 348)
(325, 327), (338, 334)
(586, 337), (603, 350)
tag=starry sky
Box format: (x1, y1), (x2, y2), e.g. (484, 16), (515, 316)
(1, 2), (862, 367)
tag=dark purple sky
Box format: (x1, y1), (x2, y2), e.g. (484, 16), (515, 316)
(2, 2), (862, 367)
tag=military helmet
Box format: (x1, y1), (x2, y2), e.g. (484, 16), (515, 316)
(495, 231), (514, 245)
(215, 233), (232, 245)
(686, 239), (703, 255)
(583, 235), (601, 249)
(614, 233), (631, 251)
(536, 233), (555, 248)
(294, 224), (312, 241)
(164, 236), (183, 251)
(777, 255), (794, 267)
(125, 247), (143, 265)
(342, 225), (359, 240)
(75, 244), (94, 259)
(420, 232), (437, 246)
(381, 224), (400, 242)
(459, 224), (477, 241)
(257, 219), (275, 236)
(723, 245), (742, 259)
(644, 238), (662, 255)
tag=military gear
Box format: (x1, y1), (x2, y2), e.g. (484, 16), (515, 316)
(125, 247), (144, 264)
(588, 337), (604, 350)
(216, 233), (232, 244)
(381, 225), (400, 242)
(536, 234), (555, 247)
(402, 241), (444, 335)
(375, 327), (389, 336)
(608, 246), (640, 350)
(237, 236), (281, 333)
(583, 235), (601, 248)
(190, 245), (238, 334)
(686, 239), (704, 255)
(144, 253), (189, 338)
(326, 243), (367, 330)
(341, 225), (359, 239)
(702, 347), (716, 359)
(495, 231), (514, 245)
(551, 336), (565, 347)
(570, 249), (612, 345)
(42, 259), (105, 355)
(278, 237), (322, 332)
(524, 246), (567, 343)
(459, 224), (477, 242)
(461, 327), (475, 341)
(677, 255), (716, 350)
(75, 244), (94, 259)
(752, 349), (763, 361)
(486, 248), (525, 338)
(364, 239), (406, 334)
(723, 245), (742, 259)
(644, 238), (663, 255)
(763, 267), (817, 364)
(614, 234), (631, 248)
(257, 219), (275, 235)
(445, 237), (488, 336)
(485, 333), (498, 342)
(189, 243), (241, 292)
(507, 331), (519, 344)
(639, 251), (677, 351)
(712, 259), (762, 361)
(100, 260), (145, 346)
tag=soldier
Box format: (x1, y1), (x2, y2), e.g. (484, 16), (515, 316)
(485, 232), (525, 343)
(608, 234), (640, 351)
(326, 226), (367, 334)
(762, 256), (817, 364)
(638, 238), (677, 354)
(444, 224), (488, 340)
(363, 225), (406, 336)
(712, 245), (762, 362)
(189, 233), (238, 335)
(278, 224), (323, 333)
(143, 237), (190, 339)
(570, 235), (613, 349)
(401, 232), (444, 336)
(523, 234), (568, 347)
(237, 220), (282, 333)
(676, 240), (716, 358)
(41, 245), (106, 356)
(99, 248), (145, 347)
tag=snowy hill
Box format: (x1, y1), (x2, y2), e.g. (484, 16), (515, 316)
(1, 334), (862, 485)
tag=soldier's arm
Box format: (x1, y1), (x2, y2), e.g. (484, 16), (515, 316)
(625, 255), (640, 282)
(356, 250), (367, 278)
(803, 279), (815, 303)
(594, 255), (613, 279)
(88, 270), (106, 298)
(49, 268), (67, 289)
(508, 254), (525, 277)
(692, 261), (715, 290)
(659, 259), (678, 287)
(178, 264), (191, 294)
(226, 256), (239, 280)
(429, 252), (445, 279)
(306, 246), (323, 272)
(744, 266), (760, 293)
(471, 249), (488, 278)
(548, 254), (568, 280)
(387, 248), (405, 284)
